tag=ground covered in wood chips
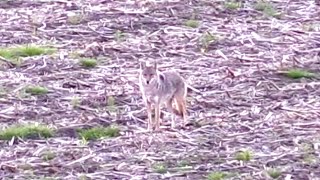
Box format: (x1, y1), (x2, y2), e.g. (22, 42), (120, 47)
(1, 0), (320, 179)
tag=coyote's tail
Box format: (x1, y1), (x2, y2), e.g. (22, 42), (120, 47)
(172, 96), (187, 119)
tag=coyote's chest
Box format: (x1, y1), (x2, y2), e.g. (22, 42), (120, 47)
(143, 87), (172, 105)
(139, 76), (169, 104)
(144, 89), (159, 104)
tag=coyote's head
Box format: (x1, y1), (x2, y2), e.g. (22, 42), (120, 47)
(139, 61), (158, 85)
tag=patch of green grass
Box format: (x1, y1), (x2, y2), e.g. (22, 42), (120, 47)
(200, 32), (217, 51)
(0, 124), (54, 140)
(79, 58), (97, 68)
(207, 172), (227, 180)
(266, 168), (282, 179)
(191, 121), (202, 128)
(283, 69), (316, 79)
(79, 174), (88, 180)
(114, 30), (126, 42)
(184, 19), (200, 28)
(224, 1), (242, 10)
(67, 13), (85, 25)
(254, 0), (271, 11)
(107, 96), (117, 112)
(78, 126), (120, 141)
(0, 45), (56, 60)
(153, 163), (168, 174)
(302, 154), (318, 165)
(302, 23), (320, 31)
(42, 151), (56, 161)
(254, 1), (280, 18)
(207, 171), (237, 180)
(0, 87), (8, 97)
(25, 86), (48, 95)
(19, 163), (33, 170)
(177, 160), (190, 167)
(299, 142), (314, 153)
(80, 136), (88, 145)
(235, 150), (253, 161)
(69, 51), (81, 59)
(71, 96), (81, 108)
(39, 177), (57, 180)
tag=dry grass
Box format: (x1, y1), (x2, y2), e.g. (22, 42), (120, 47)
(1, 0), (320, 179)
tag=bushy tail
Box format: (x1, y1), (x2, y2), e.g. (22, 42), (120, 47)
(173, 96), (187, 119)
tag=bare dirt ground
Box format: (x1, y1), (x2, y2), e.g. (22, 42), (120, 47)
(1, 0), (320, 179)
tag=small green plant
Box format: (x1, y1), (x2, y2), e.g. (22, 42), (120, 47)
(107, 96), (115, 106)
(254, 1), (280, 18)
(153, 163), (168, 174)
(302, 23), (320, 31)
(266, 168), (282, 179)
(200, 32), (217, 51)
(107, 96), (117, 112)
(80, 136), (88, 145)
(18, 163), (33, 170)
(69, 51), (81, 59)
(67, 13), (85, 25)
(79, 58), (97, 68)
(299, 142), (314, 153)
(235, 150), (253, 161)
(0, 45), (56, 60)
(78, 126), (120, 141)
(114, 30), (126, 42)
(0, 124), (54, 140)
(207, 172), (227, 180)
(302, 154), (318, 165)
(224, 1), (241, 10)
(283, 69), (316, 79)
(39, 177), (56, 180)
(79, 174), (88, 180)
(177, 160), (190, 167)
(25, 86), (48, 95)
(185, 19), (200, 28)
(71, 96), (81, 108)
(42, 151), (56, 161)
(0, 87), (8, 97)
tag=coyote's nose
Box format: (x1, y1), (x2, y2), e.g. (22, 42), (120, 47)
(146, 80), (150, 84)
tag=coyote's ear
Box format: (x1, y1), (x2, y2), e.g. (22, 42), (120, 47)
(140, 61), (146, 69)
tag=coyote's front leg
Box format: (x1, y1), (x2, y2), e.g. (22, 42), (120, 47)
(154, 97), (162, 131)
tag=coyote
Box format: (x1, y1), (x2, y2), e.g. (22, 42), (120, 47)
(138, 61), (188, 131)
